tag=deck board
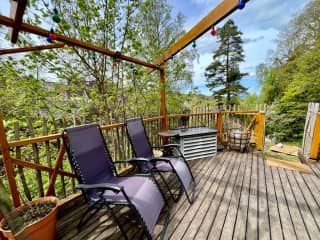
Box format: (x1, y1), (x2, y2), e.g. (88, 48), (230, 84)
(246, 152), (259, 240)
(233, 151), (253, 239)
(264, 155), (283, 240)
(166, 153), (224, 239)
(57, 152), (320, 240)
(257, 152), (270, 240)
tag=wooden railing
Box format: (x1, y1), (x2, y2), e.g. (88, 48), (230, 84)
(0, 111), (265, 208)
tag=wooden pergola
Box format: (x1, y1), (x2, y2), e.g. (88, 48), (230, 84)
(0, 0), (250, 208)
(0, 0), (249, 129)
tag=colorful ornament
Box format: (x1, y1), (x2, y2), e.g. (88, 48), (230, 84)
(210, 26), (216, 36)
(112, 61), (117, 67)
(91, 52), (97, 60)
(169, 55), (174, 60)
(49, 28), (57, 41)
(47, 37), (53, 43)
(52, 8), (61, 23)
(238, 0), (245, 10)
(192, 40), (196, 48)
(130, 63), (135, 70)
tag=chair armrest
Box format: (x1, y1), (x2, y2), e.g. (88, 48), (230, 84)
(150, 157), (172, 163)
(113, 158), (150, 165)
(76, 183), (123, 193)
(153, 144), (180, 149)
(163, 144), (180, 148)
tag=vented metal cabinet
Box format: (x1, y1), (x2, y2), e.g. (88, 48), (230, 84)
(174, 127), (217, 161)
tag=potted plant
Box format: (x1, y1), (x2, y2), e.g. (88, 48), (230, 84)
(0, 180), (59, 240)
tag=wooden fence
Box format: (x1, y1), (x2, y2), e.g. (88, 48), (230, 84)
(0, 110), (264, 208)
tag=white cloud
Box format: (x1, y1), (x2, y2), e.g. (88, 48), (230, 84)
(175, 0), (310, 95)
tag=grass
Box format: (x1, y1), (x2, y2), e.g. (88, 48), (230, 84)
(263, 150), (299, 163)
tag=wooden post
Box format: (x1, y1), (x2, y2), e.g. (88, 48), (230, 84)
(254, 112), (265, 151)
(0, 114), (20, 207)
(160, 68), (168, 131)
(46, 144), (65, 196)
(310, 113), (320, 159)
(302, 103), (319, 159)
(159, 68), (168, 144)
(216, 112), (223, 143)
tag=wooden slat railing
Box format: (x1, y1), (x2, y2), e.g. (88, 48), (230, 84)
(0, 111), (264, 208)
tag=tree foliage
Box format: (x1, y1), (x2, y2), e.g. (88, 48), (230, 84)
(257, 0), (320, 142)
(205, 19), (247, 105)
(0, 0), (196, 125)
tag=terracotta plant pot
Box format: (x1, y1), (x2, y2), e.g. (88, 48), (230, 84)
(0, 196), (59, 240)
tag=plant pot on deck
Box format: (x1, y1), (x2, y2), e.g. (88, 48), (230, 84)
(0, 196), (59, 240)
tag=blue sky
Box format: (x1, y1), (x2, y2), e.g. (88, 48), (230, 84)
(170, 0), (310, 95)
(0, 0), (310, 96)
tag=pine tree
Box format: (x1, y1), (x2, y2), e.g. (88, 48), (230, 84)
(205, 19), (247, 105)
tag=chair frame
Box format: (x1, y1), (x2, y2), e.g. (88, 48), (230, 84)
(62, 124), (170, 240)
(125, 118), (196, 204)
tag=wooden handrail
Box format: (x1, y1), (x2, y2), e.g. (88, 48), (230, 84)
(11, 157), (75, 178)
(0, 43), (65, 55)
(1, 111), (264, 205)
(0, 15), (159, 70)
(8, 116), (164, 147)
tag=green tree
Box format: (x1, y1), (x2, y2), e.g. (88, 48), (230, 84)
(204, 19), (247, 105)
(9, 0), (196, 123)
(257, 0), (320, 142)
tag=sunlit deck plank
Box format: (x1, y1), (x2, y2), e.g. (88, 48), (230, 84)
(270, 166), (297, 239)
(264, 156), (283, 240)
(194, 152), (238, 239)
(218, 151), (247, 239)
(207, 151), (245, 239)
(278, 168), (310, 239)
(56, 152), (320, 240)
(233, 151), (253, 239)
(246, 152), (259, 239)
(165, 155), (223, 239)
(290, 170), (320, 238)
(257, 152), (270, 240)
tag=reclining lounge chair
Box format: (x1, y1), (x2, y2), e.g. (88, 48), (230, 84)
(125, 117), (196, 204)
(62, 123), (170, 240)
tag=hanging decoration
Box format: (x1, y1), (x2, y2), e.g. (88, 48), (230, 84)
(52, 8), (61, 23)
(91, 52), (97, 60)
(112, 51), (121, 67)
(46, 36), (53, 43)
(130, 63), (138, 74)
(49, 28), (57, 40)
(46, 4), (61, 43)
(192, 40), (197, 48)
(238, 0), (246, 10)
(210, 26), (216, 36)
(169, 55), (174, 60)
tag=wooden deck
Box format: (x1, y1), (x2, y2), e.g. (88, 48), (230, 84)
(57, 151), (320, 239)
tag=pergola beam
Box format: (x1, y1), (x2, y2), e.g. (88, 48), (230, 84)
(9, 0), (28, 43)
(0, 15), (159, 70)
(0, 43), (65, 55)
(153, 0), (249, 66)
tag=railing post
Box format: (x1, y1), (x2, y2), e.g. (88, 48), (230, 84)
(46, 144), (65, 196)
(160, 68), (168, 131)
(0, 113), (21, 207)
(254, 111), (265, 151)
(216, 112), (223, 143)
(310, 113), (320, 159)
(160, 68), (168, 144)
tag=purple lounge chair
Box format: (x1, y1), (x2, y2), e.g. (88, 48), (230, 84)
(62, 124), (170, 240)
(125, 117), (196, 204)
